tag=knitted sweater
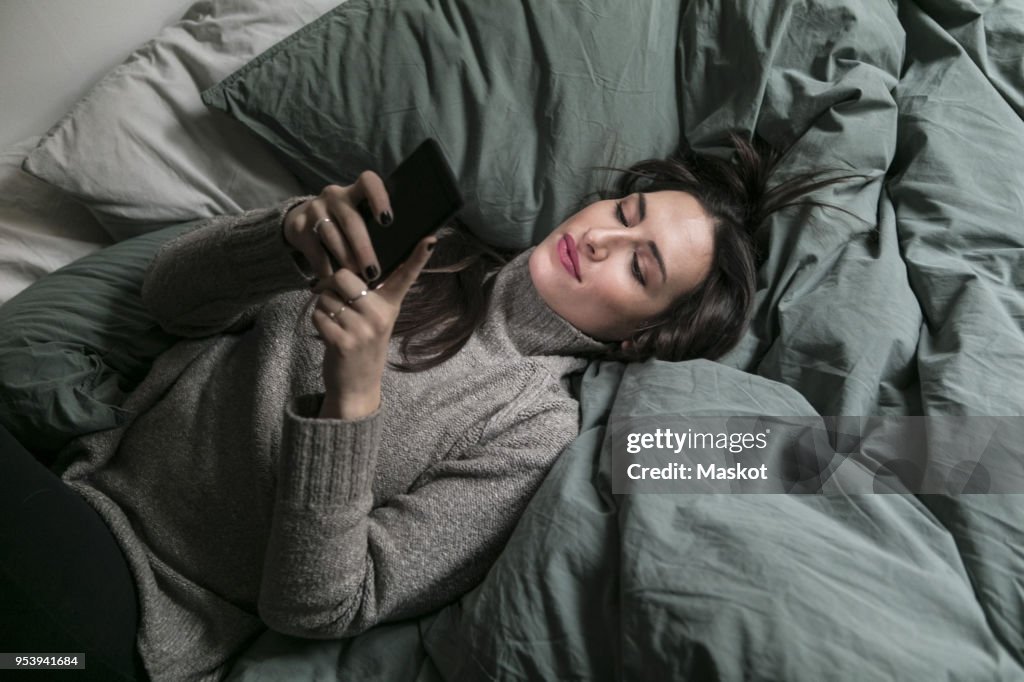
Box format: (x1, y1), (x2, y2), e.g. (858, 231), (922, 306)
(58, 199), (611, 681)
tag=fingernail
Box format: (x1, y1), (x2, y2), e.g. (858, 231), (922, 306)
(308, 278), (319, 289)
(380, 211), (392, 226)
(426, 242), (435, 252)
(365, 265), (379, 281)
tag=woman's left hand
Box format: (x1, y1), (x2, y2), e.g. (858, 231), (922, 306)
(311, 236), (437, 420)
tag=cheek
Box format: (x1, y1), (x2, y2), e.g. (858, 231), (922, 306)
(599, 272), (674, 328)
(586, 277), (646, 328)
(595, 266), (640, 305)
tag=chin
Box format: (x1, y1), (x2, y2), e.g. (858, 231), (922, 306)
(527, 246), (543, 285)
(529, 240), (556, 281)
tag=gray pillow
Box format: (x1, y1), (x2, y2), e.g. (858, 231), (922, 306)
(201, 0), (683, 248)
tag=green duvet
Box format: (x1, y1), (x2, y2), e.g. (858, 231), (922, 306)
(225, 0), (1024, 679)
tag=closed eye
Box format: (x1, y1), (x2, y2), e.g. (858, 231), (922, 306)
(632, 253), (646, 286)
(617, 201), (646, 286)
(616, 201), (629, 227)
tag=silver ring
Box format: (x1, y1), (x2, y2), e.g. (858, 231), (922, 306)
(328, 306), (345, 319)
(312, 217), (332, 235)
(345, 289), (368, 306)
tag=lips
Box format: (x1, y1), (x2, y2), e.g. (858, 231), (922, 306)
(558, 234), (581, 281)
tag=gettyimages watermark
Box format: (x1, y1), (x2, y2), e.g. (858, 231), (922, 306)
(610, 416), (1024, 494)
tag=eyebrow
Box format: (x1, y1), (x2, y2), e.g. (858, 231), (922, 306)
(636, 193), (666, 284)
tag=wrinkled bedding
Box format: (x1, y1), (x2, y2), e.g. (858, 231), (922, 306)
(0, 138), (111, 305)
(227, 0), (1024, 679)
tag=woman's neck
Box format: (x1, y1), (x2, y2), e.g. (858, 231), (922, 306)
(484, 248), (614, 359)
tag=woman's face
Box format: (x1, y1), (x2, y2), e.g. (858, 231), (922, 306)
(530, 190), (715, 345)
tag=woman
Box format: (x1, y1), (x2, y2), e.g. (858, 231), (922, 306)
(0, 136), (850, 681)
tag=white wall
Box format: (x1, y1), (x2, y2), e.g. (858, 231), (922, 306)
(0, 0), (196, 151)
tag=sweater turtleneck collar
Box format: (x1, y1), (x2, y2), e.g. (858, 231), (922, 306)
(485, 247), (616, 359)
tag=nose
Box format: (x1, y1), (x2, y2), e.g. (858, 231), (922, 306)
(581, 227), (632, 261)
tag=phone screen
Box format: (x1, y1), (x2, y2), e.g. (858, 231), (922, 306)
(351, 139), (464, 282)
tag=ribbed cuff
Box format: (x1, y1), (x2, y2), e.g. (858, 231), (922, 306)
(223, 196), (315, 294)
(277, 393), (382, 507)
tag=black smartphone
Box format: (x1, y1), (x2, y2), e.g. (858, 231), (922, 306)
(330, 139), (464, 282)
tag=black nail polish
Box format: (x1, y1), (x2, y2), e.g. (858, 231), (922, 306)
(366, 265), (379, 281)
(308, 278), (319, 289)
(426, 242), (435, 252)
(380, 211), (392, 226)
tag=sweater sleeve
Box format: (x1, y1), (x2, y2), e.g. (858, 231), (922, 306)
(140, 196), (314, 337)
(258, 387), (579, 639)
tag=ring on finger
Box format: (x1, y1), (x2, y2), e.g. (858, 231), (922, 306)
(327, 305), (346, 319)
(312, 217), (333, 235)
(345, 289), (368, 306)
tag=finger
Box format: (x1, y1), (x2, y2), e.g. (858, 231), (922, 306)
(315, 288), (376, 340)
(316, 289), (348, 319)
(327, 199), (380, 283)
(312, 308), (352, 348)
(376, 236), (438, 303)
(292, 208), (333, 280)
(313, 292), (361, 340)
(350, 170), (392, 227)
(302, 243), (334, 280)
(317, 268), (373, 307)
(282, 197), (313, 248)
(311, 215), (353, 273)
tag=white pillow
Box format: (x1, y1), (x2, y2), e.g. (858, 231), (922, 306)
(0, 137), (112, 304)
(21, 0), (343, 241)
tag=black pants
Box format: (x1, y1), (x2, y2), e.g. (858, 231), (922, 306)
(0, 424), (147, 681)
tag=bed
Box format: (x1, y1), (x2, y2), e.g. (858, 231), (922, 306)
(1, 0), (1023, 679)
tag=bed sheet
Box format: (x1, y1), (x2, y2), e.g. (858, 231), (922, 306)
(0, 138), (112, 305)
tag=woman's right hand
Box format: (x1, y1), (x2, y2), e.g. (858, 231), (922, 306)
(283, 172), (394, 284)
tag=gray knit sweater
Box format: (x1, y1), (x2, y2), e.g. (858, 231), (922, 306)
(58, 199), (611, 681)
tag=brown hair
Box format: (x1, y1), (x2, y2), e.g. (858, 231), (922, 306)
(389, 134), (862, 370)
(390, 226), (515, 371)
